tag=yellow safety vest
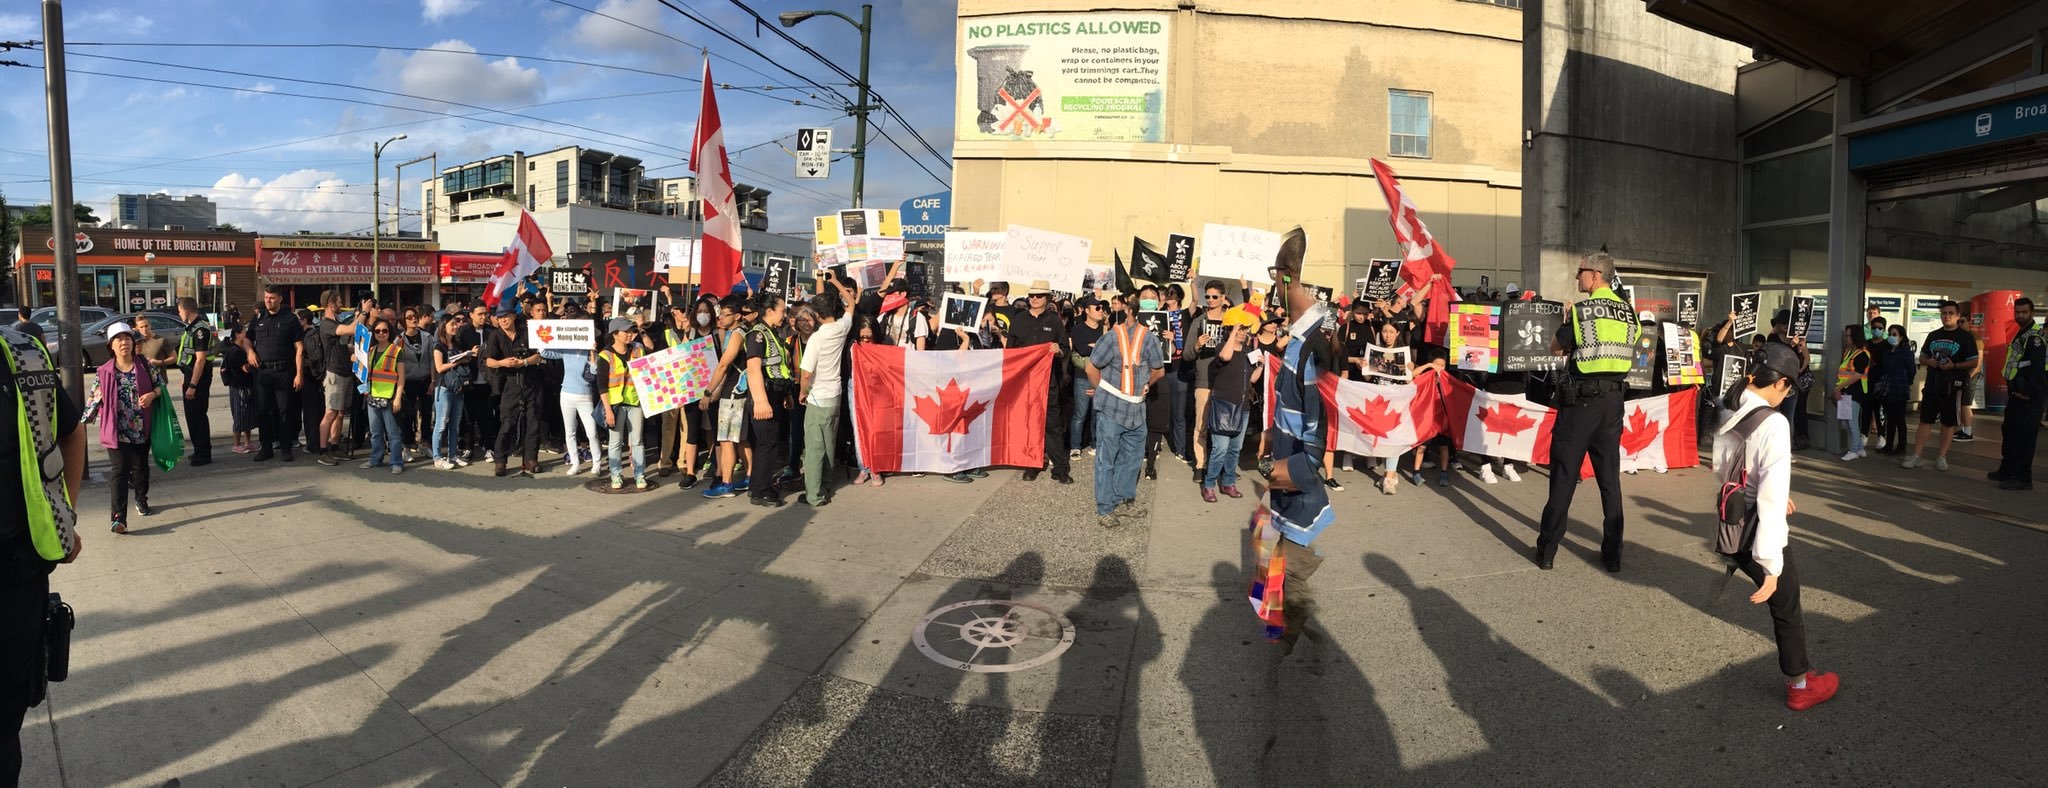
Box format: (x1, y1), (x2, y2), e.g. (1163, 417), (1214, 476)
(1569, 287), (1639, 375)
(602, 347), (643, 407)
(2004, 323), (2043, 381)
(1, 326), (77, 562)
(1836, 347), (1870, 394)
(368, 345), (400, 399)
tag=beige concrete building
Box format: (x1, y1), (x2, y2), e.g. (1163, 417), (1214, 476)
(952, 0), (1525, 292)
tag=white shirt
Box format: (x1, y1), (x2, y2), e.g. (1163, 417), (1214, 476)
(1713, 391), (1792, 576)
(799, 318), (851, 406)
(882, 308), (928, 347)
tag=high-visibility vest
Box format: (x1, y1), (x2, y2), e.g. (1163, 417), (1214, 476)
(177, 321), (213, 368)
(0, 326), (77, 562)
(2005, 323), (2044, 381)
(367, 345), (400, 399)
(1569, 287), (1640, 375)
(1109, 322), (1146, 394)
(602, 347), (643, 407)
(1836, 347), (1870, 393)
(748, 323), (793, 384)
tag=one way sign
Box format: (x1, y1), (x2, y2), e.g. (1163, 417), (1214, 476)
(795, 127), (832, 180)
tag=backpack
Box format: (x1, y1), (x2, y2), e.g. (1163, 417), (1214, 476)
(1714, 407), (1780, 558)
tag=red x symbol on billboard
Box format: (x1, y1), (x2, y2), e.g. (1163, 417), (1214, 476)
(997, 87), (1048, 134)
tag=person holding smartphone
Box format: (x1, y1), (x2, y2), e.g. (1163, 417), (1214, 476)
(483, 307), (546, 477)
(429, 316), (475, 469)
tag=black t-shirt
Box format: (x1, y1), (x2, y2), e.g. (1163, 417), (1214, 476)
(1068, 322), (1105, 359)
(12, 318), (43, 344)
(1340, 319), (1375, 379)
(0, 375), (79, 554)
(315, 317), (355, 376)
(1921, 326), (1978, 393)
(1210, 347), (1254, 405)
(1007, 307), (1066, 349)
(482, 327), (540, 392)
(244, 309), (303, 364)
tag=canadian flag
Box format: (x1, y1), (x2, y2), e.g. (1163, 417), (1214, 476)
(1372, 158), (1458, 345)
(691, 58), (744, 297)
(482, 208), (552, 309)
(1320, 369), (1443, 458)
(848, 344), (1052, 474)
(1619, 388), (1698, 473)
(1442, 378), (1555, 465)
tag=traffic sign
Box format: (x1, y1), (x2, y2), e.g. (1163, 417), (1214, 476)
(796, 127), (833, 179)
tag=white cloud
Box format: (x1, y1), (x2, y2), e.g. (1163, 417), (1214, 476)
(209, 170), (372, 234)
(234, 82), (276, 99)
(421, 0), (480, 22)
(380, 39), (545, 109)
(0, 13), (35, 37)
(569, 0), (680, 59)
(71, 9), (153, 36)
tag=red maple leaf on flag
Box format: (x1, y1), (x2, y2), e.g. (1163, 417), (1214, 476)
(1347, 396), (1404, 441)
(912, 378), (991, 452)
(1620, 409), (1662, 455)
(1479, 404), (1537, 437)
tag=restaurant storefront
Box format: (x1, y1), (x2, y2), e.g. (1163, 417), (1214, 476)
(14, 226), (258, 318)
(437, 251), (501, 308)
(257, 236), (439, 310)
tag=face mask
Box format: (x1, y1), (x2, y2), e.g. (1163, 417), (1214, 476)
(1138, 298), (1160, 311)
(695, 313), (712, 327)
(1887, 335), (1900, 346)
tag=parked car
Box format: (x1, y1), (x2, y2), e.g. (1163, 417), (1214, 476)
(52, 312), (189, 369)
(29, 306), (118, 335)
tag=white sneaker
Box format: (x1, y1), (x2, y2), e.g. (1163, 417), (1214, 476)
(1902, 456), (1922, 469)
(1502, 466), (1522, 483)
(359, 459), (376, 470)
(564, 463), (582, 476)
(1841, 451), (1860, 461)
(1624, 468), (1638, 475)
(1337, 456), (1351, 472)
(1479, 466), (1500, 484)
(1873, 436), (1887, 451)
(435, 459), (454, 470)
(454, 456), (472, 468)
(1935, 456), (1950, 471)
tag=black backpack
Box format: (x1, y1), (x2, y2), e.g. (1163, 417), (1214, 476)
(1714, 407), (1780, 557)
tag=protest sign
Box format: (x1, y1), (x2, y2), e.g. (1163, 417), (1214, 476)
(1310, 284), (1337, 332)
(870, 237), (905, 262)
(1080, 264), (1114, 294)
(612, 287), (659, 317)
(1198, 223), (1281, 281)
(761, 256), (792, 303)
(1676, 292), (1701, 329)
(1663, 323), (1706, 385)
(527, 319), (595, 351)
(628, 340), (711, 415)
(1362, 258), (1402, 303)
(941, 293), (987, 332)
(1789, 296), (1815, 344)
(942, 231), (1005, 283)
(654, 238), (699, 275)
(814, 243), (840, 270)
(1450, 303), (1501, 373)
(1366, 344), (1412, 383)
(1500, 299), (1565, 372)
(1715, 354), (1748, 405)
(1731, 291), (1760, 339)
(1001, 225), (1091, 293)
(1165, 233), (1195, 283)
(1618, 284), (1638, 312)
(850, 259), (891, 290)
(549, 267), (590, 296)
(1136, 310), (1173, 358)
(1625, 322), (1660, 390)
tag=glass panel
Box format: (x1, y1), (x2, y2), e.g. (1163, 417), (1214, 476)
(1745, 146), (1831, 224)
(1389, 90), (1432, 159)
(1743, 100), (1833, 158)
(1745, 221), (1829, 286)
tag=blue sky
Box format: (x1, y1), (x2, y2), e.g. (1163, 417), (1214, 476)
(0, 0), (958, 236)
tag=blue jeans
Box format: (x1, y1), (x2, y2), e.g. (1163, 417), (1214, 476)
(1069, 377), (1096, 449)
(608, 403), (647, 479)
(1093, 410), (1147, 515)
(1839, 397), (1865, 454)
(1205, 428), (1245, 488)
(433, 387), (464, 460)
(367, 404), (402, 467)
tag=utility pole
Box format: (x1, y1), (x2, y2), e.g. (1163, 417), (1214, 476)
(370, 134), (406, 305)
(42, 0), (83, 401)
(780, 4), (873, 208)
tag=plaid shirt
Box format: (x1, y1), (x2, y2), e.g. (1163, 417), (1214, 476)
(1271, 306), (1334, 546)
(1090, 321), (1164, 429)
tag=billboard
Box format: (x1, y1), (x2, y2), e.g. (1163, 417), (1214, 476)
(957, 13), (1170, 143)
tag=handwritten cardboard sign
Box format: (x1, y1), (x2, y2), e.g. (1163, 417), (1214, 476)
(1001, 225), (1092, 293)
(1198, 223), (1281, 281)
(943, 231), (1006, 283)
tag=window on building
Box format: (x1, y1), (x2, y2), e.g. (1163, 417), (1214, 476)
(1389, 90), (1433, 158)
(575, 229), (603, 253)
(555, 161), (569, 207)
(614, 233), (640, 249)
(527, 186), (536, 209)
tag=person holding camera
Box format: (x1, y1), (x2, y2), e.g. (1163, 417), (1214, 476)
(1533, 251), (1642, 573)
(1, 322), (84, 785)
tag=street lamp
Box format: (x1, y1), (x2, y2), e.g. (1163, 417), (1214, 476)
(371, 134), (407, 304)
(780, 4), (872, 209)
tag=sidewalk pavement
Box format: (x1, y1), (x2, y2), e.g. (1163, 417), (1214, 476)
(18, 431), (2046, 786)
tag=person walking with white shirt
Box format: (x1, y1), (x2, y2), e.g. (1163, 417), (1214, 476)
(1714, 342), (1841, 711)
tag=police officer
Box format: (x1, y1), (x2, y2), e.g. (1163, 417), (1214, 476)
(175, 297), (216, 466)
(237, 285), (305, 462)
(1535, 251), (1640, 572)
(1, 322), (84, 785)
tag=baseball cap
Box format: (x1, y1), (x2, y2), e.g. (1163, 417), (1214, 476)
(1637, 310), (1656, 323)
(1756, 342), (1808, 390)
(607, 318), (637, 334)
(105, 322), (135, 341)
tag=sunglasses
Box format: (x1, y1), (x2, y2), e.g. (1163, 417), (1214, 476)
(1205, 294), (1224, 300)
(1028, 293), (1049, 299)
(374, 329), (391, 335)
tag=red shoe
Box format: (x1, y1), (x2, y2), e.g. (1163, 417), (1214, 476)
(1786, 671), (1840, 711)
(1201, 486), (1218, 503)
(1221, 485), (1244, 499)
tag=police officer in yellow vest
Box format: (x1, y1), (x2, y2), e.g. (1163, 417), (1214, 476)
(1535, 251), (1641, 572)
(1, 324), (85, 784)
(1992, 297), (2046, 491)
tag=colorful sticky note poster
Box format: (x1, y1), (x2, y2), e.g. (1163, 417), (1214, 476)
(629, 338), (717, 415)
(1450, 303), (1501, 373)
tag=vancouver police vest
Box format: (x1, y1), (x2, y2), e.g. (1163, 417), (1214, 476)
(2004, 323), (2043, 381)
(0, 327), (77, 562)
(1570, 287), (1639, 375)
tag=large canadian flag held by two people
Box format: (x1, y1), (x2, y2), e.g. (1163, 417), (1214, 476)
(848, 344), (1053, 474)
(1610, 389), (1699, 474)
(1443, 381), (1556, 466)
(1321, 369), (1445, 458)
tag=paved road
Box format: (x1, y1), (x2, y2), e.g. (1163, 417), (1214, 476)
(18, 433), (2046, 786)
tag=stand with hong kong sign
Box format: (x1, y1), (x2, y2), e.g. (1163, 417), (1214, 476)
(528, 319), (595, 351)
(259, 237), (439, 284)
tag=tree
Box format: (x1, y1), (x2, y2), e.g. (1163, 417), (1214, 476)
(18, 202), (100, 227)
(213, 222), (242, 232)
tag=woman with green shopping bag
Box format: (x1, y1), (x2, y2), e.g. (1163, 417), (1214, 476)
(92, 323), (161, 533)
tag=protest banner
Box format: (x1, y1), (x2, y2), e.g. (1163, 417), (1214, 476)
(1500, 299), (1565, 372)
(847, 345), (1052, 474)
(1001, 225), (1091, 293)
(1362, 258), (1402, 303)
(942, 231), (1005, 283)
(528, 319), (595, 351)
(761, 256), (791, 303)
(1731, 291), (1761, 339)
(1789, 296), (1815, 344)
(1715, 354), (1747, 409)
(1663, 323), (1706, 385)
(548, 267), (590, 297)
(612, 287), (659, 317)
(1366, 344), (1411, 382)
(1450, 303), (1501, 373)
(1198, 223), (1281, 281)
(941, 293), (987, 332)
(1165, 233), (1195, 283)
(629, 343), (692, 416)
(1676, 292), (1701, 329)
